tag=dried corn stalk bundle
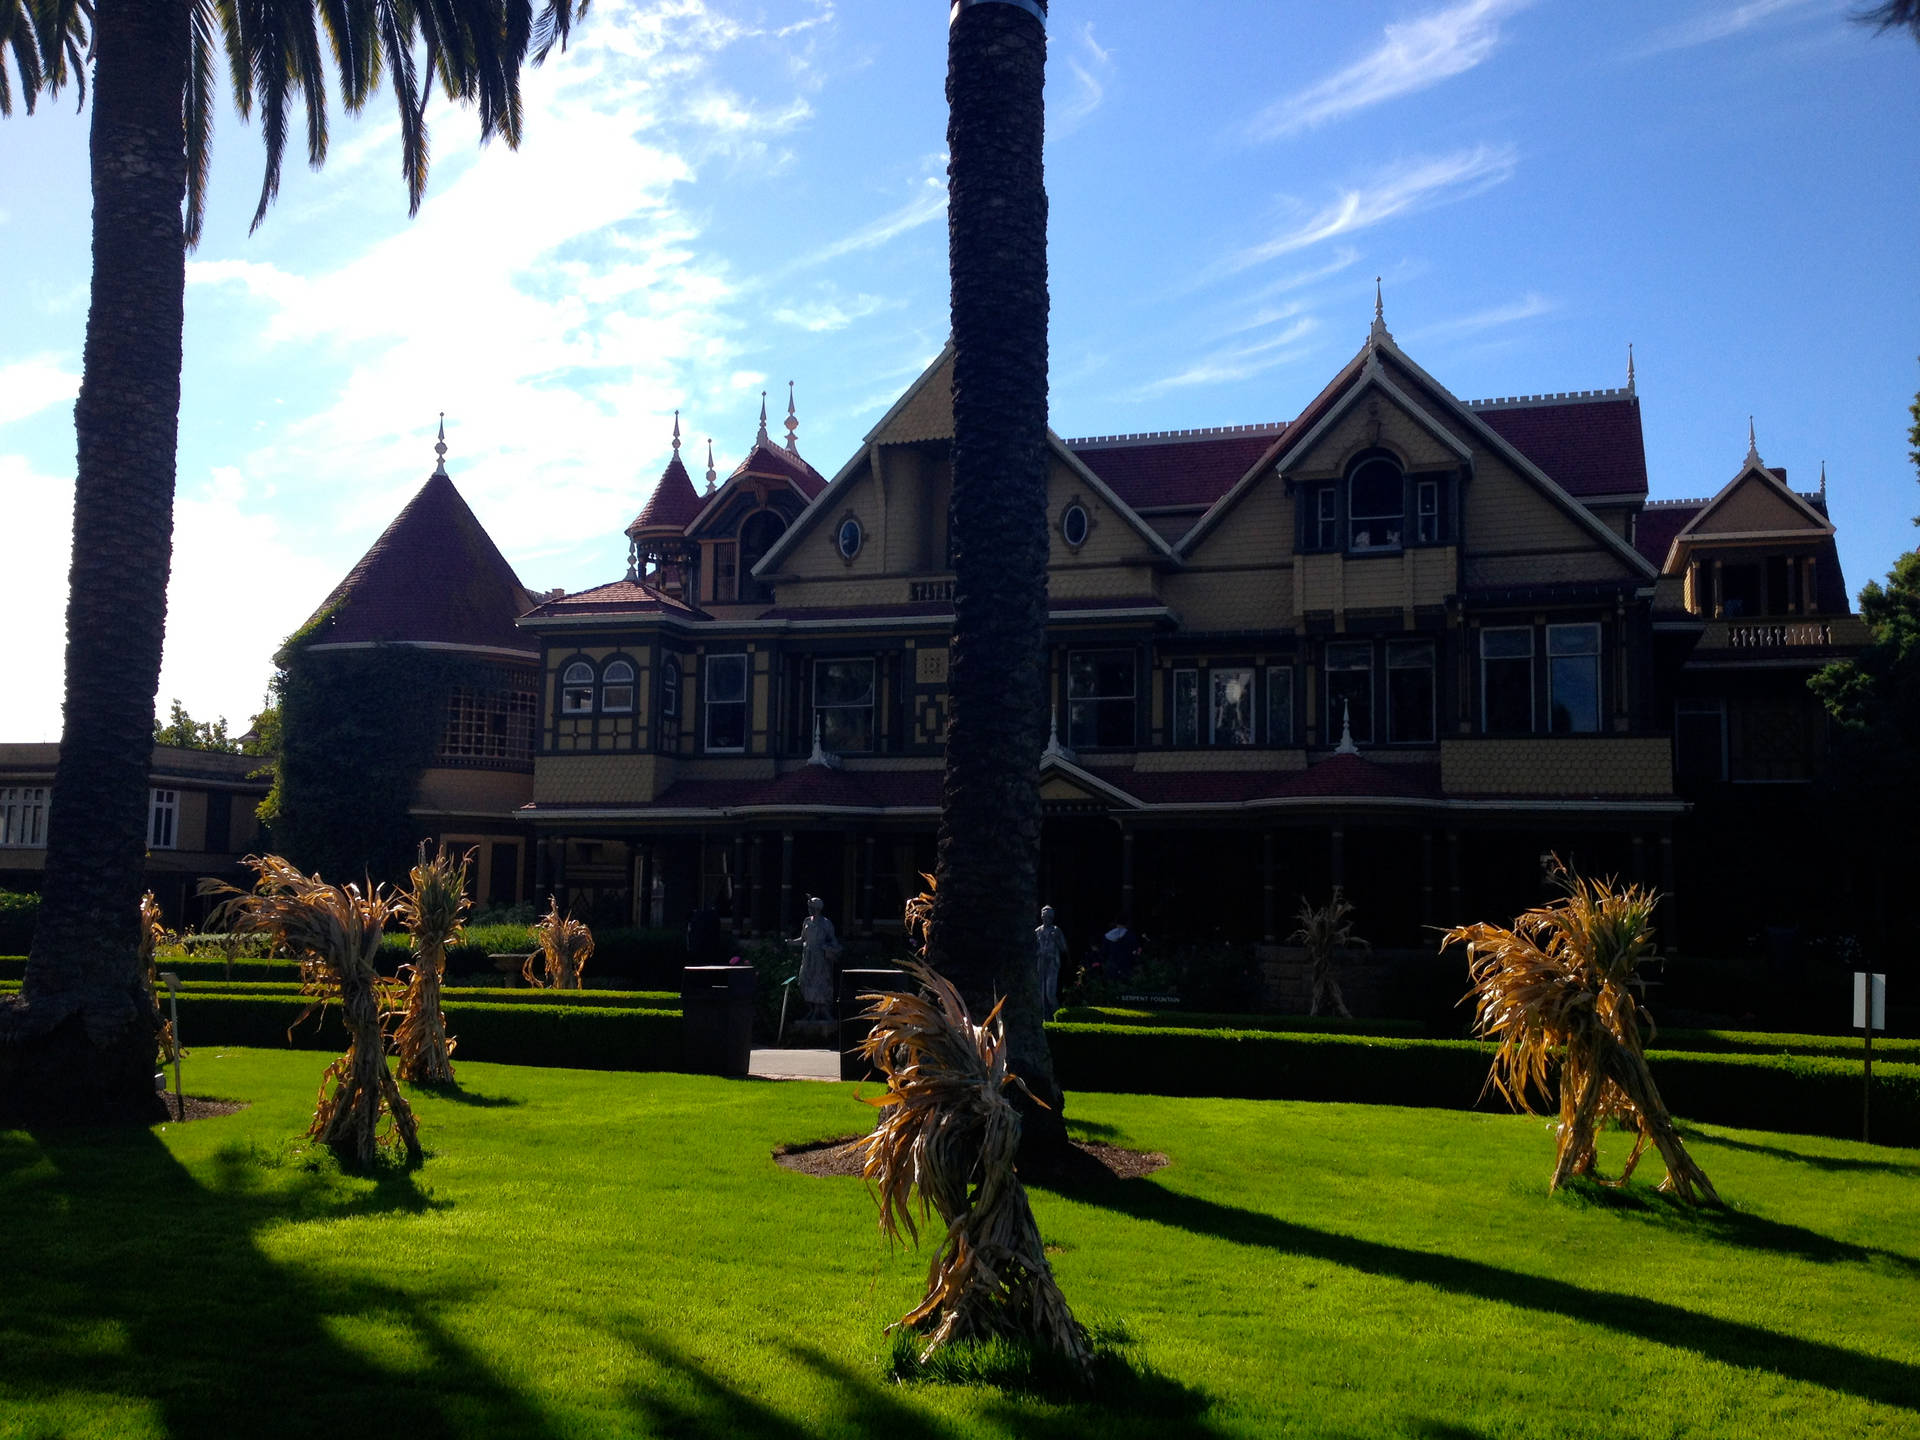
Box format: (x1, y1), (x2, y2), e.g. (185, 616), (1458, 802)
(1290, 888), (1367, 1019)
(1444, 860), (1718, 1205)
(139, 892), (176, 1065)
(525, 896), (592, 989)
(852, 957), (1091, 1376)
(204, 855), (420, 1168)
(393, 841), (471, 1084)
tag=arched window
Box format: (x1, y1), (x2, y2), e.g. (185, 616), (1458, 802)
(561, 661), (595, 714)
(1347, 454), (1404, 552)
(661, 657), (680, 719)
(739, 510), (787, 602)
(601, 659), (634, 713)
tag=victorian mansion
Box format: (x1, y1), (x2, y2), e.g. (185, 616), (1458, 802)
(280, 306), (1864, 955)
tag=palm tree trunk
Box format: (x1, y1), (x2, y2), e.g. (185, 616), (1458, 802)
(0, 0), (186, 1126)
(930, 0), (1064, 1153)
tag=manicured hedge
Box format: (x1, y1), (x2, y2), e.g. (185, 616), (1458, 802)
(1056, 1006), (1422, 1037)
(1044, 1023), (1920, 1147)
(172, 993), (681, 1072)
(149, 979), (680, 1010)
(1655, 1026), (1919, 1063)
(0, 955), (309, 984)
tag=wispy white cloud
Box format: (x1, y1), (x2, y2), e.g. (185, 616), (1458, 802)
(798, 177), (948, 267)
(1050, 22), (1113, 137)
(1220, 145), (1517, 276)
(771, 292), (892, 332)
(1636, 0), (1830, 56)
(1247, 0), (1530, 141)
(0, 355), (80, 427)
(1408, 291), (1554, 340)
(1130, 317), (1320, 398)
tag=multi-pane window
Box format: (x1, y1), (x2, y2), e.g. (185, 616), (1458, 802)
(713, 542), (739, 602)
(1547, 623), (1602, 734)
(661, 658), (680, 718)
(601, 660), (635, 713)
(149, 789), (178, 850)
(1172, 669), (1200, 746)
(705, 654), (748, 752)
(1386, 641), (1436, 744)
(1266, 666), (1294, 746)
(1068, 650), (1136, 748)
(1325, 642), (1373, 744)
(814, 658), (876, 753)
(1211, 668), (1255, 746)
(1481, 628), (1534, 733)
(0, 787), (46, 847)
(1303, 486), (1337, 550)
(1416, 479), (1440, 543)
(441, 686), (537, 763)
(561, 662), (594, 714)
(1348, 458), (1404, 552)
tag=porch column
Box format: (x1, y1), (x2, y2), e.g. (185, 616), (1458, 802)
(862, 835), (877, 934)
(1660, 831), (1678, 948)
(631, 847), (645, 927)
(780, 829), (795, 935)
(1262, 830), (1276, 943)
(551, 836), (570, 911)
(1711, 559), (1724, 618)
(731, 833), (747, 935)
(535, 836), (552, 895)
(1121, 829), (1135, 923)
(1330, 825), (1346, 891)
(745, 834), (760, 934)
(1804, 556), (1818, 615)
(1421, 829), (1435, 927)
(1446, 829), (1462, 919)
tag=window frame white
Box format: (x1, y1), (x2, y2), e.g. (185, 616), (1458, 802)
(1067, 649), (1137, 749)
(1547, 622), (1603, 735)
(1061, 502), (1091, 549)
(1480, 626), (1536, 735)
(0, 786), (47, 847)
(148, 788), (178, 850)
(1324, 641), (1374, 745)
(1347, 457), (1405, 553)
(1210, 667), (1256, 747)
(704, 653), (749, 753)
(813, 656), (877, 754)
(561, 661), (595, 715)
(600, 659), (635, 714)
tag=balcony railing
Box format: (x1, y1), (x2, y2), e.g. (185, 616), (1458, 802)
(1699, 616), (1866, 651)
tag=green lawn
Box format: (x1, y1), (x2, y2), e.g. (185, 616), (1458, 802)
(3, 1050), (1916, 1439)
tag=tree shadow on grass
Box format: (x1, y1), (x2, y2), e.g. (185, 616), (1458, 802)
(1680, 1128), (1920, 1176)
(0, 1123), (560, 1440)
(1037, 1171), (1920, 1414)
(607, 1322), (1225, 1439)
(1554, 1177), (1920, 1277)
(406, 1082), (525, 1108)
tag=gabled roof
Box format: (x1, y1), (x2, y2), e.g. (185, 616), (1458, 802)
(1675, 452), (1835, 546)
(627, 452), (702, 538)
(728, 437), (827, 499)
(1066, 426), (1289, 512)
(1466, 390), (1648, 500)
(517, 578), (707, 625)
(1635, 500), (1703, 570)
(303, 469), (537, 657)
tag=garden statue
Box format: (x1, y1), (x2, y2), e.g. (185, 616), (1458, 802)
(791, 896), (842, 1021)
(1034, 905), (1067, 1012)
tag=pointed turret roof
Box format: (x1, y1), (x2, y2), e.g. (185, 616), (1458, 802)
(302, 465), (537, 657)
(627, 452), (703, 537)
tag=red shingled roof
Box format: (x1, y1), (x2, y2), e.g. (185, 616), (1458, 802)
(628, 453), (702, 536)
(518, 578), (706, 622)
(1067, 429), (1286, 511)
(730, 438), (827, 498)
(304, 470), (536, 655)
(1098, 754), (1444, 807)
(524, 767), (941, 815)
(1633, 501), (1700, 569)
(1469, 395), (1648, 500)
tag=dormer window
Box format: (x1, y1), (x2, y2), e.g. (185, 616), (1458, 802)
(601, 660), (634, 713)
(1348, 455), (1404, 553)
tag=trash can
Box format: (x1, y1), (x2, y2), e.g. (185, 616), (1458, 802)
(681, 966), (756, 1077)
(838, 968), (907, 1082)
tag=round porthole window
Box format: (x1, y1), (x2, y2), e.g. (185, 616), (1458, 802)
(1061, 502), (1090, 548)
(836, 515), (863, 561)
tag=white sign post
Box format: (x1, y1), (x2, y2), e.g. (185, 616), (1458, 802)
(1854, 971), (1885, 1143)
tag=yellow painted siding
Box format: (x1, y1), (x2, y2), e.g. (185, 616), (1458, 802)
(1288, 395), (1463, 479)
(413, 767), (535, 816)
(535, 754), (675, 805)
(1440, 737), (1672, 796)
(1692, 474), (1822, 535)
(176, 789), (209, 852)
(873, 354), (955, 444)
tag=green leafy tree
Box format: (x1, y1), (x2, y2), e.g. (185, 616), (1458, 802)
(0, 0), (584, 1127)
(153, 698), (241, 754)
(1809, 375), (1920, 962)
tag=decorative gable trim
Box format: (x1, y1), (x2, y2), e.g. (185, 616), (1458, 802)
(1675, 460), (1835, 543)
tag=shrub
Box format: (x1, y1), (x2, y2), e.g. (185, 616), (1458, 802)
(0, 891), (40, 953)
(1055, 1006), (1420, 1036)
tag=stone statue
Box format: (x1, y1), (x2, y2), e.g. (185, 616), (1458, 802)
(791, 896), (841, 1020)
(1034, 904), (1068, 1013)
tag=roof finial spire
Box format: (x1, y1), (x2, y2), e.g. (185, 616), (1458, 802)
(671, 409), (681, 454)
(784, 380), (799, 454)
(705, 439), (716, 495)
(1820, 459), (1828, 499)
(756, 390), (770, 446)
(1369, 277), (1391, 346)
(1746, 415), (1761, 467)
(1627, 342), (1635, 395)
(433, 412), (448, 477)
(1335, 698), (1360, 755)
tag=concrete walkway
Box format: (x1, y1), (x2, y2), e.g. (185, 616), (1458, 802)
(749, 1048), (841, 1082)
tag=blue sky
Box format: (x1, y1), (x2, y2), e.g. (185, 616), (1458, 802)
(2, 0), (1916, 740)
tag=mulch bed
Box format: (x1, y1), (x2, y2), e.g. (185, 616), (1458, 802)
(774, 1135), (1168, 1182)
(152, 1096), (250, 1124)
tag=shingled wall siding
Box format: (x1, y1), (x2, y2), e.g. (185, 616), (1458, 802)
(534, 754), (677, 806)
(1440, 737), (1672, 796)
